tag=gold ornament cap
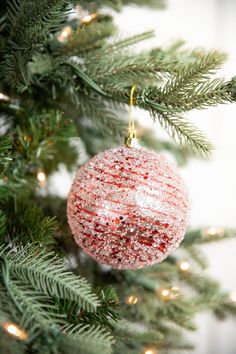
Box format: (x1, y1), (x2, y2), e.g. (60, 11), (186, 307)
(125, 129), (139, 148)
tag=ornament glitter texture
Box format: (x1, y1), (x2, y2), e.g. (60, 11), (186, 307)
(67, 146), (190, 270)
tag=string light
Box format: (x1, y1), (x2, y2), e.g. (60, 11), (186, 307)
(81, 13), (97, 24)
(203, 227), (225, 237)
(125, 295), (139, 305)
(57, 25), (72, 42)
(23, 135), (32, 142)
(144, 347), (158, 354)
(157, 286), (182, 301)
(178, 260), (190, 272)
(2, 322), (28, 341)
(158, 288), (170, 301)
(0, 92), (10, 101)
(37, 170), (46, 188)
(229, 292), (236, 302)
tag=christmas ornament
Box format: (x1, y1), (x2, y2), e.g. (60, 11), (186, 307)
(67, 86), (190, 269)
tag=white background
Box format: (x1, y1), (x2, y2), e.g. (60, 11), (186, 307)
(113, 1), (236, 353)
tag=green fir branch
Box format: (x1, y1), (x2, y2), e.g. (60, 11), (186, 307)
(1, 0), (72, 90)
(78, 0), (166, 11)
(62, 323), (114, 354)
(0, 210), (7, 242)
(9, 279), (63, 335)
(0, 136), (12, 176)
(0, 331), (26, 354)
(163, 51), (226, 95)
(4, 201), (57, 246)
(91, 31), (155, 57)
(0, 245), (101, 312)
(62, 17), (116, 55)
(150, 111), (214, 155)
(183, 228), (236, 246)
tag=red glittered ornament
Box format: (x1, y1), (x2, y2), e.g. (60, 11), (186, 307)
(67, 146), (190, 270)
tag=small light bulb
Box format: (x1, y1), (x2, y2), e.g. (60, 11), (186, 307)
(144, 347), (157, 354)
(204, 227), (225, 237)
(126, 295), (138, 305)
(157, 286), (181, 301)
(57, 26), (72, 42)
(7, 324), (18, 335)
(178, 260), (190, 272)
(37, 171), (46, 182)
(81, 13), (97, 24)
(3, 322), (28, 341)
(171, 286), (181, 299)
(205, 227), (217, 236)
(229, 292), (236, 302)
(23, 135), (32, 142)
(161, 289), (170, 297)
(157, 288), (170, 301)
(0, 92), (10, 101)
(37, 170), (46, 188)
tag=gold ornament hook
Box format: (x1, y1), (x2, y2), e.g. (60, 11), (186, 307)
(125, 85), (139, 147)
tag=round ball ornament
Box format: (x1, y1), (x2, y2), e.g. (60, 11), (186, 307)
(67, 145), (190, 270)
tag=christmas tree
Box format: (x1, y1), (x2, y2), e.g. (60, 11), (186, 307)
(0, 1), (236, 353)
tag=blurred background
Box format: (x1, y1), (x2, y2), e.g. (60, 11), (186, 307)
(113, 1), (236, 353)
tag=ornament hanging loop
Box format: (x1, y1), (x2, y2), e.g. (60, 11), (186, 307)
(125, 85), (139, 147)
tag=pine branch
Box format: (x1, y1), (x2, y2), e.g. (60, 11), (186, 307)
(62, 17), (116, 55)
(157, 78), (233, 112)
(1, 0), (72, 90)
(62, 323), (114, 354)
(0, 136), (12, 176)
(179, 270), (219, 296)
(78, 0), (166, 11)
(81, 286), (119, 328)
(184, 246), (208, 269)
(13, 110), (77, 175)
(0, 210), (7, 242)
(156, 298), (197, 331)
(90, 31), (155, 57)
(163, 51), (226, 95)
(57, 285), (120, 331)
(6, 0), (70, 44)
(0, 260), (118, 353)
(90, 55), (173, 86)
(0, 331), (26, 354)
(227, 75), (236, 100)
(55, 61), (214, 155)
(28, 53), (54, 77)
(150, 111), (214, 156)
(115, 319), (164, 344)
(75, 93), (126, 138)
(0, 245), (101, 312)
(213, 295), (236, 319)
(4, 201), (57, 246)
(183, 228), (236, 246)
(9, 279), (63, 335)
